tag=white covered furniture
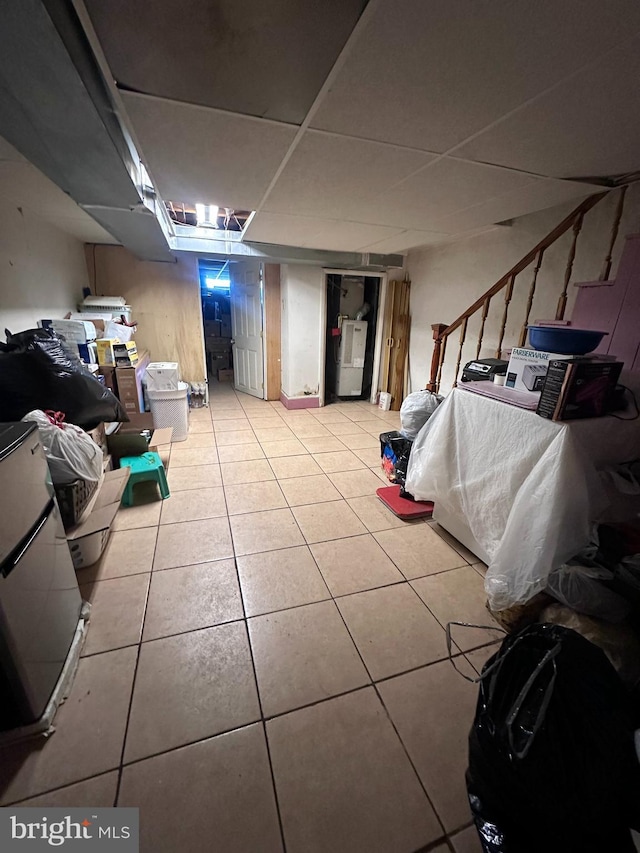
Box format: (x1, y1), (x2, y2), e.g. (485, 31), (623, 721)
(406, 386), (640, 610)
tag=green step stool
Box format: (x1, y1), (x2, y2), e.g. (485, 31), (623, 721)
(120, 452), (170, 507)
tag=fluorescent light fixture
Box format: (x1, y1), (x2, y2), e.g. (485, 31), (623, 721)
(195, 203), (220, 227)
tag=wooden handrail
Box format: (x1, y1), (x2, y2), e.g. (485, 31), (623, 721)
(427, 191), (609, 392)
(438, 192), (607, 340)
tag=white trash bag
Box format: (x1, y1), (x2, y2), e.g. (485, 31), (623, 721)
(22, 410), (102, 484)
(400, 390), (443, 440)
(546, 562), (631, 623)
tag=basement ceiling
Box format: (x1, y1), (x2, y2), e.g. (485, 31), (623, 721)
(80, 0), (640, 255)
(0, 134), (117, 244)
(82, 0), (368, 125)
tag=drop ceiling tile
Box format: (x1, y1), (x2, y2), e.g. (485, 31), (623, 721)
(310, 0), (640, 152)
(243, 212), (327, 247)
(86, 0), (367, 124)
(455, 35), (640, 179)
(51, 216), (119, 244)
(0, 135), (26, 162)
(84, 206), (174, 262)
(262, 130), (434, 219)
(121, 92), (297, 210)
(245, 212), (404, 253)
(360, 229), (452, 253)
(304, 221), (405, 252)
(377, 157), (537, 230)
(435, 176), (602, 232)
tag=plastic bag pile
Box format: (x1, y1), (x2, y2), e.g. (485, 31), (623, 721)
(0, 328), (127, 429)
(21, 410), (102, 484)
(399, 390), (443, 440)
(467, 623), (640, 852)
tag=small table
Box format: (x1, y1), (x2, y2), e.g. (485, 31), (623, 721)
(406, 385), (640, 610)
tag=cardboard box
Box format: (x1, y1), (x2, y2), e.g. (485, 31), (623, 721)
(505, 347), (570, 393)
(66, 468), (130, 569)
(114, 340), (139, 367)
(204, 320), (222, 337)
(220, 316), (232, 337)
(148, 427), (173, 450)
(537, 359), (623, 421)
(86, 422), (107, 455)
(43, 319), (97, 344)
(106, 424), (172, 465)
(96, 338), (119, 366)
(145, 362), (180, 392)
(124, 412), (154, 432)
(378, 391), (392, 411)
(208, 352), (230, 372)
(206, 336), (232, 353)
(115, 351), (150, 415)
(218, 368), (234, 381)
(98, 365), (118, 395)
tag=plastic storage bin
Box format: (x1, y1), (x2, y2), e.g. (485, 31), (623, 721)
(147, 381), (189, 442)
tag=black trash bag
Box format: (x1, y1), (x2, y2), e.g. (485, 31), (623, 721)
(379, 430), (414, 498)
(0, 328), (128, 430)
(467, 623), (640, 853)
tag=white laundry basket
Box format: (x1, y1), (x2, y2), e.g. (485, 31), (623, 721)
(147, 381), (189, 442)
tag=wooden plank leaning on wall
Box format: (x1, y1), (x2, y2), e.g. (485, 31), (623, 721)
(380, 278), (411, 410)
(263, 263), (282, 401)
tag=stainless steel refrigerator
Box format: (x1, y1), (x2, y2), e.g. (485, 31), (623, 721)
(0, 422), (82, 731)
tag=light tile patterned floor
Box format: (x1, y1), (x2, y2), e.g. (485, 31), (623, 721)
(0, 385), (500, 853)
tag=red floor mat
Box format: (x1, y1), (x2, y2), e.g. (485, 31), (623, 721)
(376, 485), (434, 520)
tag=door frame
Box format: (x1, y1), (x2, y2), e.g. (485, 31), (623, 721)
(320, 269), (388, 406)
(221, 260), (280, 401)
(263, 263), (282, 401)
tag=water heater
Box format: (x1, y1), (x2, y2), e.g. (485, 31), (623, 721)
(336, 320), (368, 396)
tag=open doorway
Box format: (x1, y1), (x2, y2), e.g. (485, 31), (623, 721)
(199, 258), (234, 384)
(200, 259), (281, 401)
(324, 273), (382, 404)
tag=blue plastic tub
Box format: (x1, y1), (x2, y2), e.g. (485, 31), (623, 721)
(527, 325), (607, 355)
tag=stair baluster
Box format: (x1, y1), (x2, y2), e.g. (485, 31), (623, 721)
(435, 334), (448, 394)
(600, 186), (627, 281)
(496, 274), (515, 359)
(476, 297), (491, 359)
(556, 212), (585, 319)
(519, 249), (545, 347)
(454, 317), (468, 384)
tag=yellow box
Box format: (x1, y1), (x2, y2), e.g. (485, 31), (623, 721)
(114, 340), (138, 366)
(96, 338), (119, 367)
(114, 340), (137, 355)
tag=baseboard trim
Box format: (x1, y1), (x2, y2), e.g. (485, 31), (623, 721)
(280, 392), (321, 409)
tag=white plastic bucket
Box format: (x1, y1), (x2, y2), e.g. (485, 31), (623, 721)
(147, 381), (189, 442)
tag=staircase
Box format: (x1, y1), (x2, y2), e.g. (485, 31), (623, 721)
(426, 189), (631, 393)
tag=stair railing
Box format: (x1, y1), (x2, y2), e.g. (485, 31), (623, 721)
(425, 190), (622, 393)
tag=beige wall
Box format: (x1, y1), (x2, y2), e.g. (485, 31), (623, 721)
(280, 264), (325, 399)
(405, 186), (640, 392)
(0, 205), (88, 334)
(86, 245), (206, 381)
